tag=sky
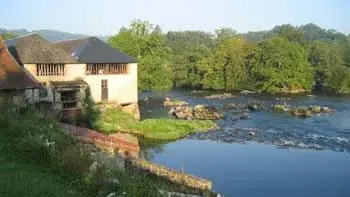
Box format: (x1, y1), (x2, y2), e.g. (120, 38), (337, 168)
(1, 0), (349, 36)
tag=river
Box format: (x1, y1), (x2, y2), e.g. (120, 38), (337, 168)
(139, 90), (350, 197)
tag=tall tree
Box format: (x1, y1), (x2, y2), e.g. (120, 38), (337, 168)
(109, 20), (173, 91)
(274, 24), (306, 46)
(200, 37), (249, 90)
(215, 28), (236, 44)
(309, 41), (350, 93)
(250, 37), (314, 93)
(165, 31), (214, 87)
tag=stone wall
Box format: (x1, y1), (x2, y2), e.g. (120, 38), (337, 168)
(130, 159), (212, 191)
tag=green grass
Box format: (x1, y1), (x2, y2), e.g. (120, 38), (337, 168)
(0, 103), (215, 197)
(93, 108), (217, 140)
(0, 154), (85, 197)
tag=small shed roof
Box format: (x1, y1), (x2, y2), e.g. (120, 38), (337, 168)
(0, 36), (39, 90)
(5, 34), (77, 64)
(55, 37), (137, 63)
(50, 80), (88, 87)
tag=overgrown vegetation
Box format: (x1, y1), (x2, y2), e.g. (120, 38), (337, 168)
(0, 101), (213, 197)
(109, 21), (350, 94)
(92, 107), (216, 140)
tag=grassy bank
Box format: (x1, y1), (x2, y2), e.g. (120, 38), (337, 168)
(92, 107), (217, 140)
(0, 102), (213, 197)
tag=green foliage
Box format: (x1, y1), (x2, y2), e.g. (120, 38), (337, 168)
(200, 37), (250, 90)
(109, 19), (173, 91)
(250, 37), (314, 93)
(108, 20), (350, 94)
(77, 87), (101, 127)
(275, 24), (306, 45)
(0, 102), (92, 197)
(165, 31), (214, 87)
(93, 107), (216, 140)
(0, 32), (17, 40)
(308, 40), (350, 93)
(0, 102), (209, 197)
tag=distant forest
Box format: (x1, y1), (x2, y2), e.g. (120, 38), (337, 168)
(2, 21), (350, 93)
(109, 20), (350, 94)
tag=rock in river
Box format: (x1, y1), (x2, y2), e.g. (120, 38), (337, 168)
(240, 112), (251, 120)
(273, 104), (290, 112)
(194, 105), (224, 120)
(222, 103), (238, 110)
(240, 90), (256, 94)
(291, 107), (313, 117)
(205, 93), (236, 99)
(164, 98), (188, 107)
(247, 101), (265, 111)
(169, 105), (223, 120)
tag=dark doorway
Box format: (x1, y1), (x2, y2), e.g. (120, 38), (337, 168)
(101, 79), (108, 101)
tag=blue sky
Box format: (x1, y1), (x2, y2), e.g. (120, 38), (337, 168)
(1, 0), (349, 36)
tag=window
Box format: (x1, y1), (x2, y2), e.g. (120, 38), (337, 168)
(39, 82), (48, 97)
(61, 90), (78, 109)
(37, 64), (65, 76)
(86, 63), (128, 75)
(101, 79), (108, 88)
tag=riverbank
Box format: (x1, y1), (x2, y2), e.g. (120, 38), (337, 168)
(0, 102), (216, 197)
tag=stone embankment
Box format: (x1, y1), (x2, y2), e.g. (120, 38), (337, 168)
(62, 123), (213, 191)
(130, 159), (212, 191)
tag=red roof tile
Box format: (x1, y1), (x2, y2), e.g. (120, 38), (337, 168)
(0, 36), (39, 90)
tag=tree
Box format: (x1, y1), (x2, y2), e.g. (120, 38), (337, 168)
(165, 31), (214, 87)
(109, 20), (173, 91)
(200, 37), (249, 90)
(274, 24), (306, 46)
(343, 42), (350, 68)
(250, 37), (314, 93)
(309, 41), (350, 93)
(215, 28), (236, 43)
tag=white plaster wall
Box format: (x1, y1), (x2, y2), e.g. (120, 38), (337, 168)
(23, 63), (138, 105)
(84, 63), (138, 104)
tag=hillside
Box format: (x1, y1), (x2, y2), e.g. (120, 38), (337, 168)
(0, 28), (108, 42)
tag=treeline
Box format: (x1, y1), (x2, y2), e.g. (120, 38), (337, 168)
(110, 20), (348, 93)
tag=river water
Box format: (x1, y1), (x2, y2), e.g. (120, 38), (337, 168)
(140, 90), (350, 197)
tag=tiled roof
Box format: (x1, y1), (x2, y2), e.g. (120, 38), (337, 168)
(0, 36), (39, 90)
(5, 34), (77, 64)
(55, 37), (137, 63)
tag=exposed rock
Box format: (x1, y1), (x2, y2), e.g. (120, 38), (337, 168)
(247, 101), (265, 111)
(240, 90), (256, 94)
(281, 88), (306, 94)
(309, 105), (322, 113)
(164, 98), (188, 107)
(193, 105), (223, 120)
(273, 104), (290, 112)
(169, 105), (223, 120)
(174, 106), (194, 120)
(205, 93), (236, 99)
(275, 97), (291, 101)
(291, 107), (313, 117)
(249, 131), (256, 136)
(168, 108), (176, 115)
(240, 112), (251, 120)
(222, 103), (239, 110)
(321, 106), (334, 113)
